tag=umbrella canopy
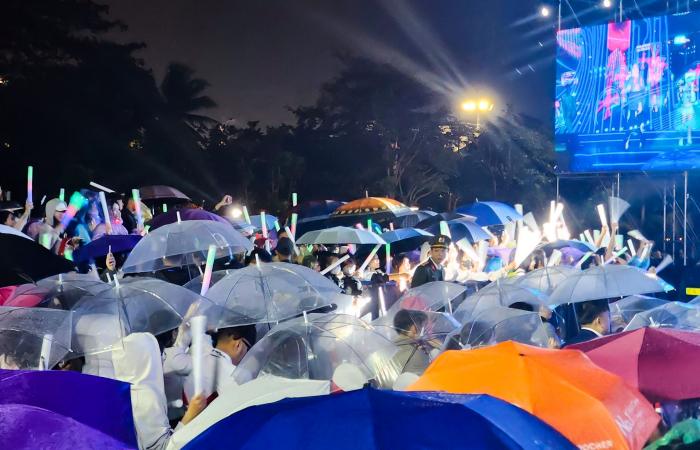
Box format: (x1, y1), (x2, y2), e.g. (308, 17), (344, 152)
(380, 228), (433, 254)
(9, 273), (110, 309)
(73, 234), (142, 263)
(454, 281), (549, 322)
(426, 218), (490, 244)
(0, 369), (137, 449)
(455, 201), (523, 226)
(569, 328), (700, 402)
(409, 341), (659, 450)
(624, 301), (700, 332)
(548, 265), (670, 305)
(414, 211), (475, 230)
(296, 226), (386, 245)
(515, 266), (579, 294)
(183, 269), (236, 294)
(537, 240), (596, 255)
(387, 281), (466, 316)
(149, 208), (230, 230)
(329, 197), (410, 224)
(610, 296), (668, 332)
(391, 210), (437, 228)
(206, 263), (340, 326)
(0, 232), (76, 287)
(0, 306), (72, 370)
(233, 314), (399, 387)
(121, 220), (253, 273)
(249, 214), (278, 231)
(227, 219), (257, 236)
(138, 185), (190, 201)
(446, 306), (551, 350)
(182, 388), (576, 450)
(293, 200), (346, 220)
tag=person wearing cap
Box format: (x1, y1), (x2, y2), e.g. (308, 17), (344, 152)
(0, 199), (32, 231)
(26, 198), (67, 251)
(411, 235), (450, 288)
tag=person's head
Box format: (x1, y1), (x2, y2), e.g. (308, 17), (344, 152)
(342, 257), (357, 276)
(578, 300), (611, 335)
(0, 210), (15, 227)
(213, 325), (257, 365)
(275, 237), (294, 261)
(393, 254), (409, 273)
(393, 309), (428, 339)
(369, 254), (381, 270)
(429, 235), (450, 265)
(126, 197), (137, 212)
(302, 254), (320, 271)
(44, 198), (67, 227)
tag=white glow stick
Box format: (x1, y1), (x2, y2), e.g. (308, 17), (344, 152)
(655, 255), (673, 273)
(89, 181), (115, 193)
(596, 204), (608, 228)
(627, 239), (636, 256)
(320, 254), (350, 275)
(615, 234), (623, 251)
(523, 212), (539, 234)
(609, 196), (630, 223)
(542, 222), (557, 242)
(576, 252), (593, 268)
(378, 287), (387, 317)
(552, 202), (564, 223)
(584, 230), (595, 246)
(477, 240), (488, 267)
(358, 244), (381, 273)
(455, 238), (480, 262)
(190, 315), (207, 396)
(284, 226), (300, 256)
(514, 226), (542, 267)
(549, 200), (556, 224)
(605, 247), (628, 264)
(579, 233), (586, 242)
(199, 245), (217, 297)
(242, 206), (251, 224)
(98, 191), (113, 235)
(39, 334), (52, 370)
(628, 229), (647, 242)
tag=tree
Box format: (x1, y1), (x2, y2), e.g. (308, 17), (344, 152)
(160, 62), (217, 126)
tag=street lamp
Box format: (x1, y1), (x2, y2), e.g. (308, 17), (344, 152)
(540, 6), (551, 17)
(461, 98), (494, 130)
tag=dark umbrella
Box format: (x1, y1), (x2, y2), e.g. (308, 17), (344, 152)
(149, 208), (230, 230)
(426, 219), (490, 244)
(73, 234), (142, 264)
(537, 240), (596, 256)
(392, 210), (437, 228)
(138, 185), (190, 201)
(0, 369), (137, 449)
(380, 228), (434, 254)
(0, 233), (76, 287)
(414, 212), (473, 230)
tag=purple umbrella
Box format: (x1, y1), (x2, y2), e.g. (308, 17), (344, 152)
(73, 234), (142, 263)
(0, 369), (137, 448)
(149, 208), (230, 230)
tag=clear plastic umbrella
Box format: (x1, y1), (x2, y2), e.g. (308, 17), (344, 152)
(206, 263), (341, 325)
(10, 273), (111, 309)
(121, 220), (253, 273)
(385, 281), (466, 316)
(453, 280), (549, 322)
(548, 265), (671, 305)
(444, 306), (551, 350)
(610, 295), (668, 332)
(233, 313), (400, 387)
(515, 266), (578, 294)
(182, 269), (236, 294)
(296, 226), (386, 245)
(0, 306), (72, 370)
(624, 302), (700, 332)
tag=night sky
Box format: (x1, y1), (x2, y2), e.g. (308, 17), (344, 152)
(104, 0), (558, 126)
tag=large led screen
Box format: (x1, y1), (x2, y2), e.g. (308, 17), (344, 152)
(555, 12), (700, 172)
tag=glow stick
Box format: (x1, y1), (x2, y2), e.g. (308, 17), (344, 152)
(549, 200), (556, 224)
(505, 221), (516, 243)
(655, 255), (673, 273)
(439, 221), (451, 238)
(59, 188), (65, 202)
(5, 191), (9, 201)
(584, 230), (595, 246)
(542, 222), (557, 242)
(39, 195), (46, 206)
(627, 239), (636, 256)
(89, 181), (115, 193)
(273, 220), (280, 232)
(523, 212), (539, 234)
(514, 227), (542, 267)
(39, 334), (52, 370)
(199, 244), (217, 297)
(605, 247), (628, 264)
(176, 211), (182, 224)
(98, 192), (113, 235)
(61, 191), (87, 228)
(579, 233), (586, 242)
(628, 229), (647, 242)
(389, 222), (394, 231)
(292, 192), (298, 207)
(284, 226), (300, 256)
(189, 315), (207, 396)
(576, 252), (593, 268)
(367, 219), (373, 233)
(131, 189), (143, 228)
(291, 213), (298, 237)
(39, 233), (52, 250)
(26, 166), (33, 204)
(378, 287), (387, 317)
(552, 202), (564, 223)
(593, 229), (601, 243)
(596, 204), (608, 228)
(609, 196), (631, 223)
(455, 238), (480, 262)
(514, 204), (524, 216)
(162, 203), (168, 213)
(385, 243), (391, 274)
(260, 212), (268, 238)
(63, 247), (73, 261)
(477, 240), (489, 267)
(320, 254), (350, 275)
(358, 244), (381, 273)
(615, 234), (623, 251)
(242, 206), (251, 224)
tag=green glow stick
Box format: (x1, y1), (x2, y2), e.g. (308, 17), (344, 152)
(39, 233), (52, 250)
(59, 188), (65, 202)
(292, 192), (298, 207)
(242, 205), (251, 224)
(63, 247), (73, 261)
(162, 203), (168, 213)
(385, 243), (391, 273)
(367, 219), (373, 233)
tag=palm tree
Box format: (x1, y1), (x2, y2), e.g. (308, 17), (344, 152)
(160, 62), (217, 126)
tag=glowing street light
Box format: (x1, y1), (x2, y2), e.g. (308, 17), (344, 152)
(540, 6), (550, 17)
(461, 98), (494, 130)
(461, 101), (477, 111)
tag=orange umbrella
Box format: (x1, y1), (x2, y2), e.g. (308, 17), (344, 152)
(408, 341), (659, 450)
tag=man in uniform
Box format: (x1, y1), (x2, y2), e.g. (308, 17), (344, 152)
(411, 235), (450, 288)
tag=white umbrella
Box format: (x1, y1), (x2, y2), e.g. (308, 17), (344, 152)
(515, 266), (578, 294)
(296, 226), (386, 245)
(548, 265), (670, 305)
(625, 302), (700, 332)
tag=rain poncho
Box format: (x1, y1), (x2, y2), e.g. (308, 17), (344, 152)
(112, 333), (171, 450)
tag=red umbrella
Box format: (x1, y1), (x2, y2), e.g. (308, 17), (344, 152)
(569, 327), (700, 402)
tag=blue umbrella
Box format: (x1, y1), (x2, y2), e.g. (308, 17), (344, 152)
(73, 234), (142, 263)
(250, 214), (278, 231)
(456, 202), (523, 226)
(184, 388), (575, 450)
(381, 228), (434, 254)
(427, 219), (490, 244)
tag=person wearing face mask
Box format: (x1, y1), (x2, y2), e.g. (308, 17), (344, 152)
(411, 235), (450, 288)
(341, 257), (362, 296)
(26, 198), (67, 251)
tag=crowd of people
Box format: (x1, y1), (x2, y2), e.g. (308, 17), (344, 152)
(1, 186), (697, 450)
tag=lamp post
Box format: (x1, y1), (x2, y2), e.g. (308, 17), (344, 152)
(461, 98), (494, 130)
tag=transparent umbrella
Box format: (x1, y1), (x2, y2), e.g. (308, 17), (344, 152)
(515, 266), (579, 294)
(0, 306), (72, 370)
(296, 226), (386, 245)
(182, 269), (236, 294)
(233, 314), (400, 387)
(385, 281), (466, 316)
(6, 273), (111, 309)
(444, 306), (551, 350)
(548, 265), (671, 305)
(206, 263), (340, 325)
(625, 302), (700, 332)
(121, 220), (253, 273)
(453, 280), (549, 322)
(610, 295), (668, 332)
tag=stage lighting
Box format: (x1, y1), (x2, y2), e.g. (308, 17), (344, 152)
(540, 6), (550, 17)
(478, 99), (491, 111)
(462, 101), (477, 111)
(230, 206), (243, 219)
(602, 0), (612, 8)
